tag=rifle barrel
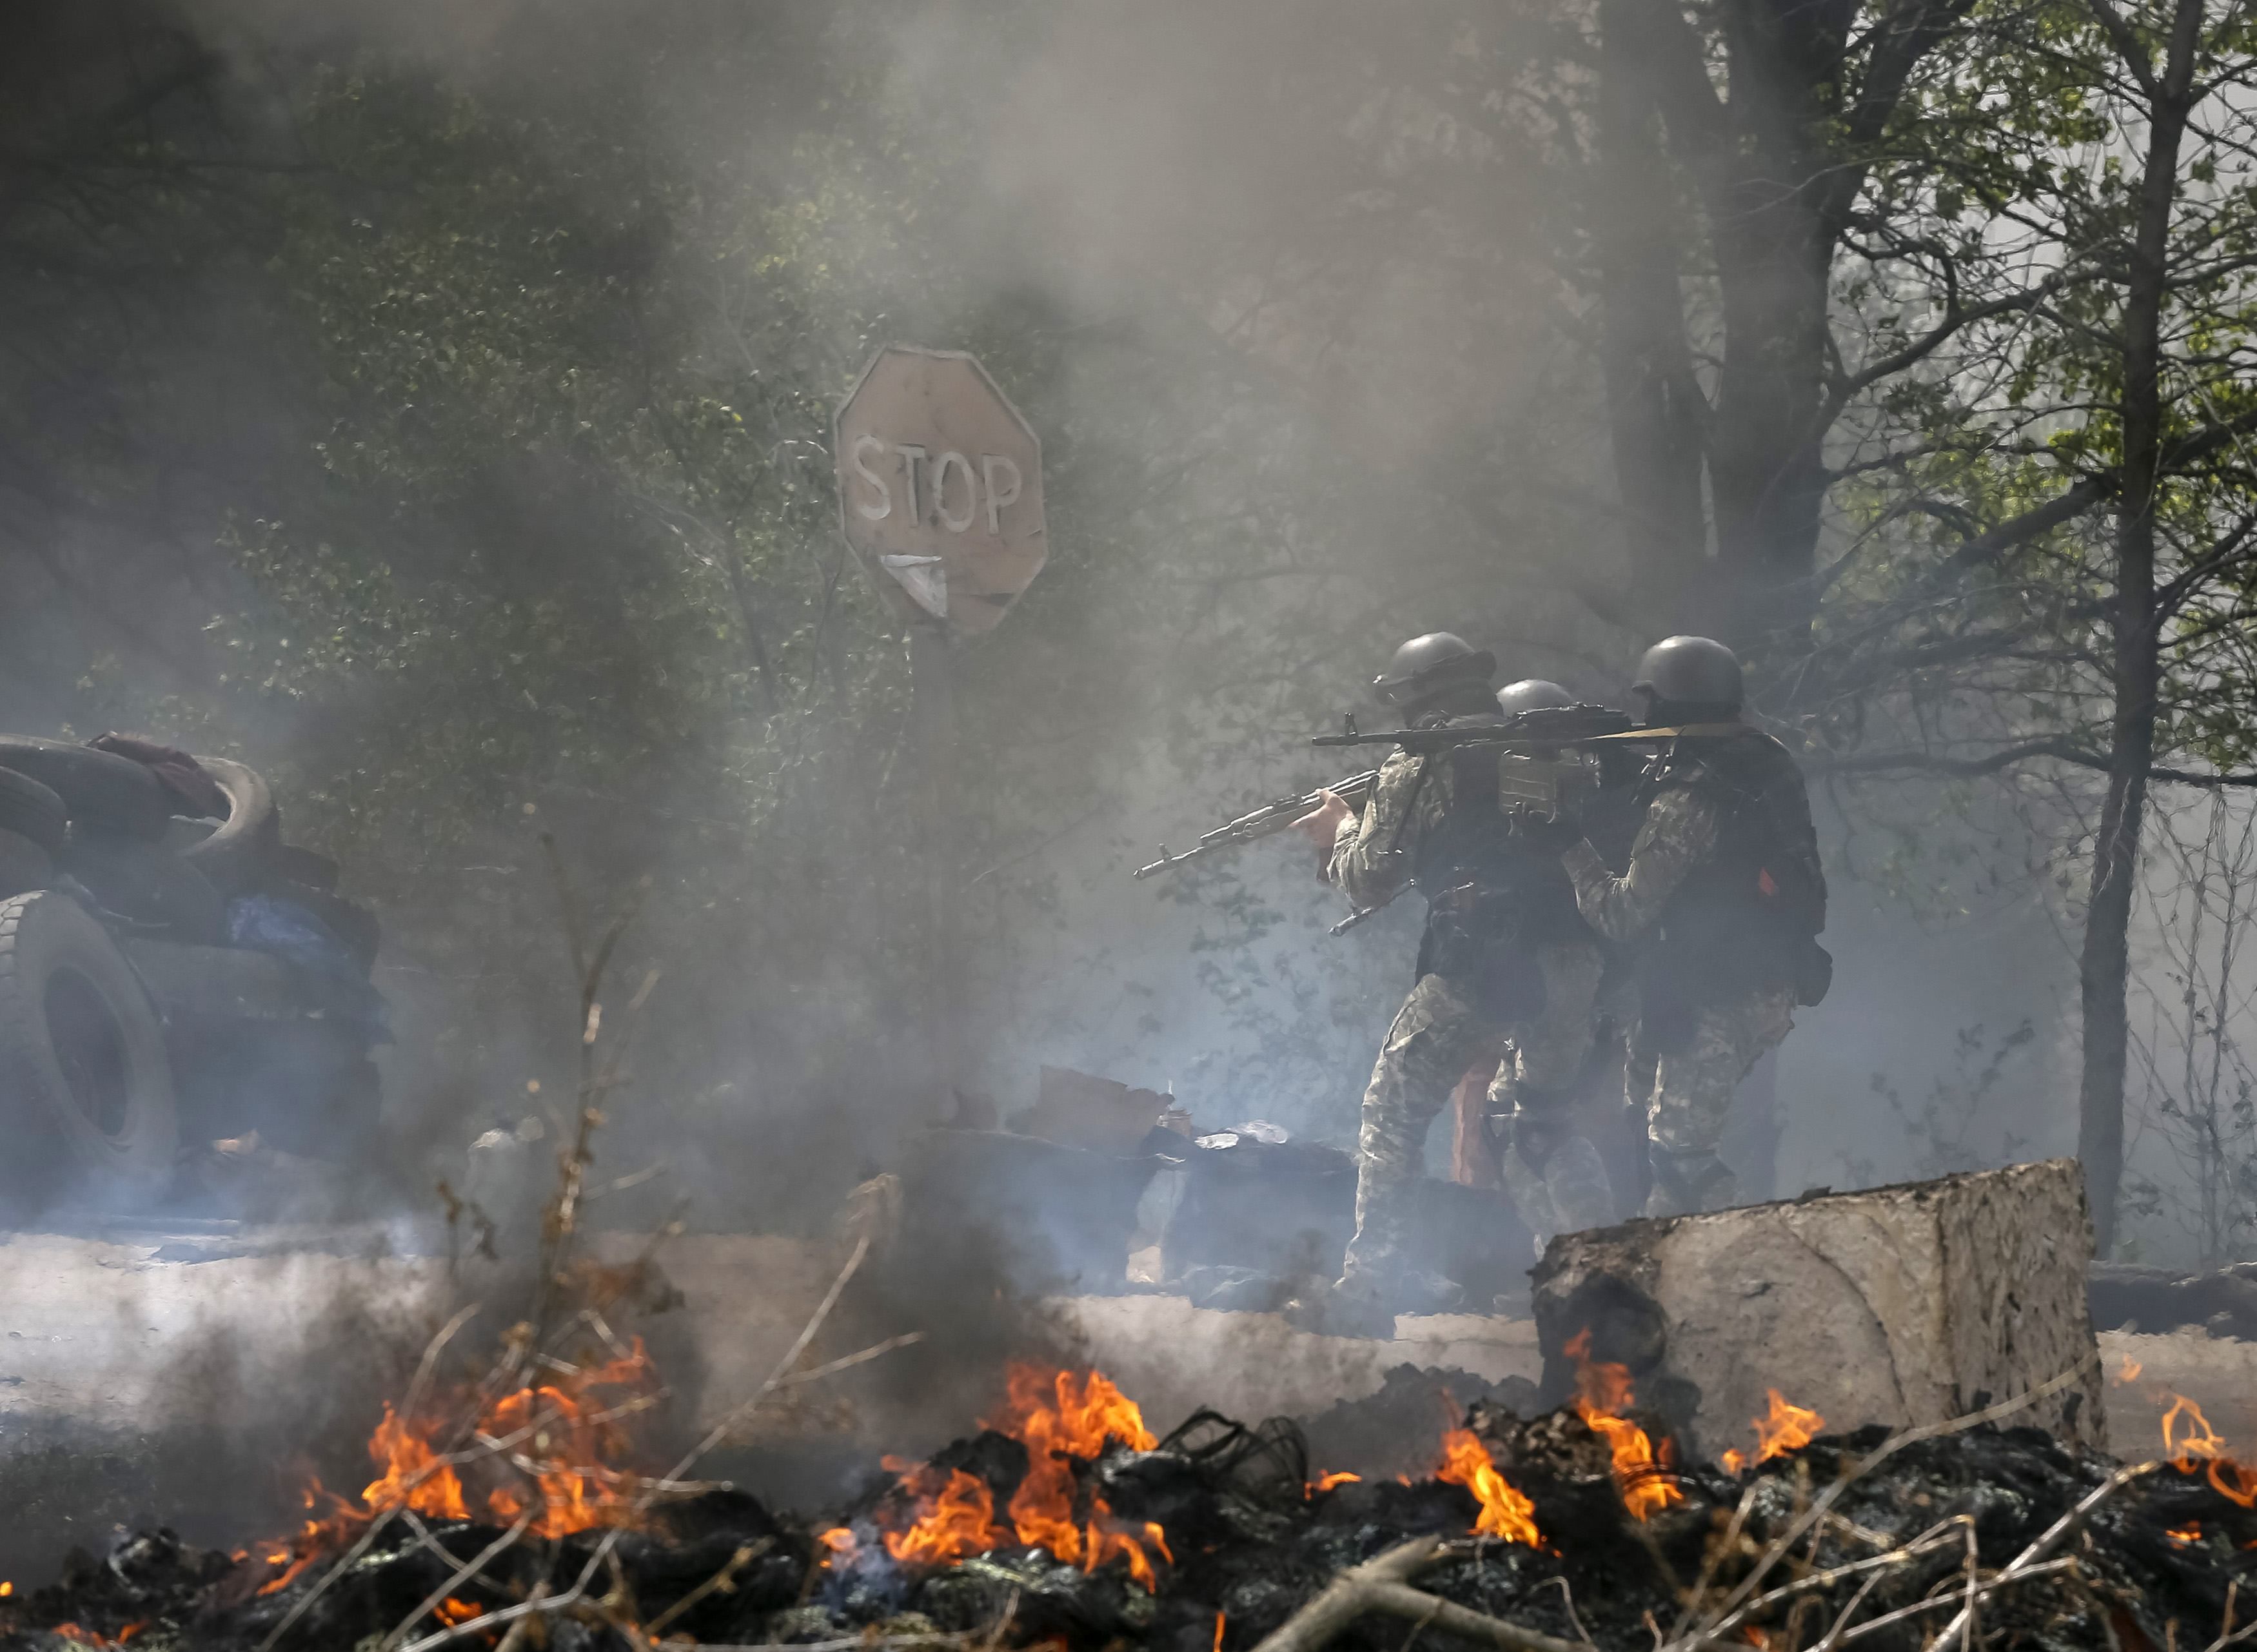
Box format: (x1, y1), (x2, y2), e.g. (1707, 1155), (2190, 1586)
(1131, 768), (1379, 880)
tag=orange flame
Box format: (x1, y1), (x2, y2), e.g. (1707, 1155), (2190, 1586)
(1435, 1429), (1540, 1545)
(2118, 1355), (2144, 1384)
(255, 1340), (658, 1596)
(1309, 1471), (1361, 1497)
(2211, 1459), (2257, 1508)
(435, 1600), (482, 1627)
(862, 1364), (1170, 1589)
(1213, 1612), (1227, 1652)
(2164, 1393), (2226, 1470)
(880, 1462), (1005, 1567)
(2159, 1391), (2257, 1508)
(2168, 1523), (2203, 1547)
(1562, 1330), (1682, 1520)
(1720, 1390), (1826, 1476)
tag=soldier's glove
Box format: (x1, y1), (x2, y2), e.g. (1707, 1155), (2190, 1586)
(1511, 814), (1584, 856)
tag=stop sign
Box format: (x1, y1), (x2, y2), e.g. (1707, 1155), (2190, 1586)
(833, 346), (1046, 635)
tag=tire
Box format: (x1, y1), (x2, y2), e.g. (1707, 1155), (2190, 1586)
(266, 843), (340, 893)
(0, 769), (65, 856)
(0, 829), (53, 901)
(0, 739), (170, 841)
(266, 881), (380, 975)
(60, 839), (228, 945)
(0, 891), (181, 1203)
(230, 1029), (382, 1161)
(179, 757), (279, 889)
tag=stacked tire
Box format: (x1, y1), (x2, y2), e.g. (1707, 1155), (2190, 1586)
(0, 740), (188, 1205)
(0, 890), (180, 1201)
(0, 741), (382, 1208)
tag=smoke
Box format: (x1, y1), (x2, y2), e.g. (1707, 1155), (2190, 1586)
(0, 0), (2202, 1579)
(0, 1233), (441, 1576)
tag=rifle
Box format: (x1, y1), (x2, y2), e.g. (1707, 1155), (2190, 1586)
(1329, 887), (1406, 934)
(1309, 702), (1639, 752)
(1311, 703), (1701, 822)
(1132, 769), (1381, 881)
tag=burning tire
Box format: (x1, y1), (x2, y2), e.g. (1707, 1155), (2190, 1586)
(0, 890), (181, 1205)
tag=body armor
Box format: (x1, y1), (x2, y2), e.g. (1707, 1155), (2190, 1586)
(1640, 728), (1828, 1043)
(1406, 716), (1586, 1014)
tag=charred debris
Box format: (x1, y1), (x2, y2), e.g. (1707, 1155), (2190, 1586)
(9, 934), (2245, 1651)
(8, 1357), (2257, 1652)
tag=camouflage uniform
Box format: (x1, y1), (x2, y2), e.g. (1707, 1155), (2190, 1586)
(1330, 747), (1611, 1291)
(1561, 732), (1820, 1217)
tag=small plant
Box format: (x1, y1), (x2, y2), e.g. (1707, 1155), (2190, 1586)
(1848, 1019), (2036, 1188)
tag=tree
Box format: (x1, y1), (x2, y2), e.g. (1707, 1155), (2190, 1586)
(1573, 0), (2009, 636)
(1791, 0), (2257, 1251)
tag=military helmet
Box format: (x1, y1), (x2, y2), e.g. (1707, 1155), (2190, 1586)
(1495, 678), (1575, 719)
(1373, 633), (1497, 707)
(1631, 636), (1742, 714)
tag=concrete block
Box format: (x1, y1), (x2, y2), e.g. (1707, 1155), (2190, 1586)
(1530, 1158), (2106, 1458)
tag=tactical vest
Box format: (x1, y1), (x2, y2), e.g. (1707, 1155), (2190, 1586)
(1642, 728), (1827, 1011)
(1410, 717), (1586, 1009)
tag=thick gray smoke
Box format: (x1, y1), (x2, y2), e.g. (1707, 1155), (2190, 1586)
(0, 0), (2201, 1579)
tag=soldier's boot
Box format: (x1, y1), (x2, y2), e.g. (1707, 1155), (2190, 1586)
(1492, 1125), (1559, 1255)
(1542, 1134), (1615, 1235)
(1492, 1088), (1613, 1254)
(1643, 1145), (1739, 1217)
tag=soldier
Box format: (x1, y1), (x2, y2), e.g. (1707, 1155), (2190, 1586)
(1288, 636), (1614, 1336)
(1552, 636), (1829, 1217)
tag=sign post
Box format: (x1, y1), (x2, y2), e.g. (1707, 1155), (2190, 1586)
(834, 348), (1045, 1112)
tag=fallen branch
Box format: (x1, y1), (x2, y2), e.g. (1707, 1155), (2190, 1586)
(645, 1537), (774, 1638)
(1247, 1538), (1584, 1652)
(1827, 1558), (2078, 1646)
(1681, 1355), (2100, 1638)
(1245, 1363), (2122, 1652)
(490, 1597), (546, 1652)
(1809, 1568), (1891, 1652)
(382, 1506), (538, 1652)
(675, 1638), (973, 1652)
(1920, 1460), (2160, 1649)
(394, 1217), (907, 1652)
(1684, 1520), (1967, 1648)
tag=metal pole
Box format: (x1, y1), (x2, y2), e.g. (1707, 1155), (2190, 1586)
(910, 620), (965, 1114)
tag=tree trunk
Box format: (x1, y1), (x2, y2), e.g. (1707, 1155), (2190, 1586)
(2076, 0), (2202, 1255)
(1706, 213), (1832, 644)
(1595, 0), (1710, 634)
(2078, 703), (2153, 1259)
(1705, 0), (1846, 644)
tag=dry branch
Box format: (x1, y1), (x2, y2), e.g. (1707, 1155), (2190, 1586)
(644, 1538), (773, 1638)
(1243, 1361), (2132, 1652)
(392, 1213), (907, 1652)
(382, 1507), (539, 1651)
(1246, 1539), (1585, 1652)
